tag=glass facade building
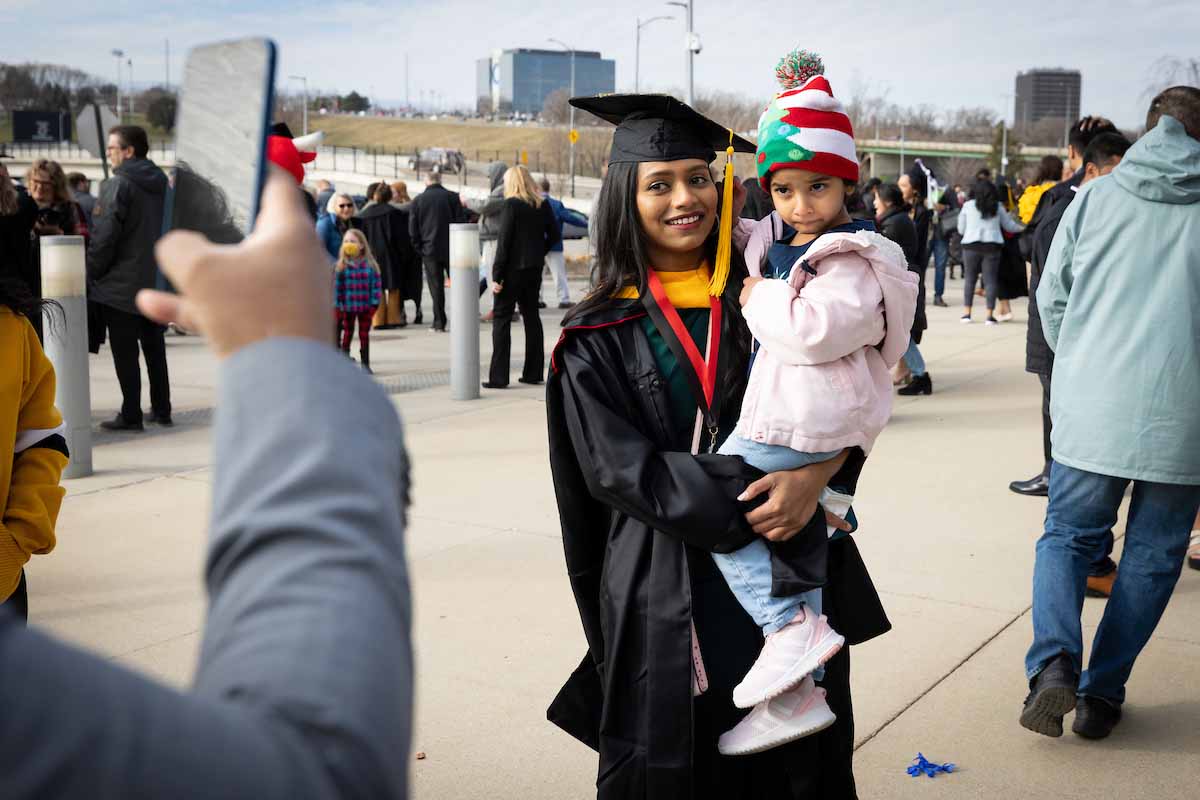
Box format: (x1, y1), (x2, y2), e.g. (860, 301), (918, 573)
(476, 49), (615, 115)
(1015, 69), (1082, 127)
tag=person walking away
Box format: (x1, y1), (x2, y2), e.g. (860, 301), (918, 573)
(317, 193), (355, 261)
(0, 278), (68, 622)
(408, 167), (463, 332)
(334, 229), (382, 372)
(356, 184), (408, 329)
(714, 55), (918, 754)
(0, 152), (39, 327)
(1018, 156), (1064, 225)
(540, 176), (586, 309)
(896, 168), (932, 395)
(87, 126), (171, 431)
(956, 179), (1023, 325)
(930, 185), (959, 305)
(477, 162), (508, 322)
(66, 172), (96, 229)
(993, 175), (1027, 322)
(1021, 88), (1200, 742)
(388, 181), (423, 325)
(483, 165), (558, 388)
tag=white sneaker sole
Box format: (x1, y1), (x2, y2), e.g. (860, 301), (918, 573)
(718, 702), (837, 756)
(732, 629), (845, 709)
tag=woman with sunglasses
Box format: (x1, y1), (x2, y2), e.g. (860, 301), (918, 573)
(316, 193), (357, 261)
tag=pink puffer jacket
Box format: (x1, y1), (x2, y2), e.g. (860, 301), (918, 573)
(732, 215), (919, 455)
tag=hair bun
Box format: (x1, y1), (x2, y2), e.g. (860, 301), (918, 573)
(775, 49), (824, 90)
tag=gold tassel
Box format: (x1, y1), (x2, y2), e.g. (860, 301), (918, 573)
(709, 132), (736, 297)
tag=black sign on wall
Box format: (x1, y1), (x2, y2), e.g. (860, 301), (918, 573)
(13, 111), (72, 143)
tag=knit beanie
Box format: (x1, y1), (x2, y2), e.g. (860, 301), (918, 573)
(755, 50), (860, 189)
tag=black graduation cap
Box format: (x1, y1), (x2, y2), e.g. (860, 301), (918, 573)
(569, 94), (756, 166)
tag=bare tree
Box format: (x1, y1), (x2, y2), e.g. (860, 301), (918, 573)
(1144, 56), (1200, 101)
(541, 88), (570, 126)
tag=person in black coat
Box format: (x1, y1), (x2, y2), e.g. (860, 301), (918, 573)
(0, 155), (39, 322)
(875, 183), (932, 395)
(407, 169), (465, 331)
(354, 183), (412, 328)
(739, 177), (773, 221)
(483, 166), (559, 388)
(86, 125), (172, 431)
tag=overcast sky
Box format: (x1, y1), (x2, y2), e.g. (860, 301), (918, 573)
(4, 0), (1196, 128)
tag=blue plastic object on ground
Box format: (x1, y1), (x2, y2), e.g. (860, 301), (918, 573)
(907, 752), (956, 778)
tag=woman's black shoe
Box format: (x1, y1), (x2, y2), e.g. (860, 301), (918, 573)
(1072, 696), (1121, 740)
(481, 381), (507, 389)
(414, 311), (423, 325)
(518, 377), (543, 386)
(897, 373), (932, 396)
(145, 411), (174, 427)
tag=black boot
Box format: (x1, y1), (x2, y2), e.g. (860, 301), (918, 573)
(897, 373), (932, 396)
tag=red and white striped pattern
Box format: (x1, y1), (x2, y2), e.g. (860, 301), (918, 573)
(776, 75), (858, 181)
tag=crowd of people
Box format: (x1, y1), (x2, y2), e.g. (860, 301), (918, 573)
(0, 49), (1197, 798)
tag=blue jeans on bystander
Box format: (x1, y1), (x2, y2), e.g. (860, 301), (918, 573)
(1025, 461), (1200, 703)
(931, 237), (950, 299)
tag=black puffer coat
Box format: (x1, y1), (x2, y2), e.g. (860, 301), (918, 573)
(877, 206), (926, 344)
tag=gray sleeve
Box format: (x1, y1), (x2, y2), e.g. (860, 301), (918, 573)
(0, 339), (412, 799)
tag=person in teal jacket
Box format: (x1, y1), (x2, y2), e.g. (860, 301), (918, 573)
(1022, 88), (1200, 742)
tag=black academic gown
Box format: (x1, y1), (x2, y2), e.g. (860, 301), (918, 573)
(546, 289), (892, 799)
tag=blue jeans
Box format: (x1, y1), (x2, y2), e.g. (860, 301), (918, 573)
(902, 340), (926, 377)
(713, 437), (839, 635)
(931, 237), (950, 298)
(1026, 462), (1200, 703)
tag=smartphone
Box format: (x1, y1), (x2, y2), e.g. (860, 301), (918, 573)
(168, 38), (276, 244)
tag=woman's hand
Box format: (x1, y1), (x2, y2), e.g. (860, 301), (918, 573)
(491, 281), (503, 295)
(739, 276), (764, 308)
(740, 452), (852, 542)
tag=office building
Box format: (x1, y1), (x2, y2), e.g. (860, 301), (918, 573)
(1015, 69), (1082, 126)
(476, 48), (615, 115)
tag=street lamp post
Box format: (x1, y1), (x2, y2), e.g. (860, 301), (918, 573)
(127, 58), (134, 115)
(666, 0), (695, 105)
(289, 75), (309, 135)
(548, 38), (576, 197)
(635, 15), (674, 93)
(111, 49), (125, 120)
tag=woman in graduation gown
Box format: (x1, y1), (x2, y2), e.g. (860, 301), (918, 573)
(545, 94), (891, 800)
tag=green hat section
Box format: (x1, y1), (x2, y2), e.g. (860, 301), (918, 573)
(755, 102), (815, 187)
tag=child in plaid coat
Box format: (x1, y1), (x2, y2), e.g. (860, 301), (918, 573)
(335, 228), (383, 372)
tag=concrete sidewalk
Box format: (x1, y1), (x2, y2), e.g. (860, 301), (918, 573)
(27, 278), (1200, 798)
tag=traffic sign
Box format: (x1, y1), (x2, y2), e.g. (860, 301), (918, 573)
(568, 129), (579, 145)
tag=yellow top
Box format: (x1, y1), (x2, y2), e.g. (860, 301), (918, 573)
(0, 309), (67, 601)
(614, 263), (713, 309)
(1018, 181), (1057, 224)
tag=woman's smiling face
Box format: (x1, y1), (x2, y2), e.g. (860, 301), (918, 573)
(635, 159), (718, 265)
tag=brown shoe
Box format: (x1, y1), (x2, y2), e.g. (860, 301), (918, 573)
(1085, 570), (1117, 598)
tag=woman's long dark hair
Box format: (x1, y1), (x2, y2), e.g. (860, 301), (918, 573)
(0, 275), (61, 326)
(1034, 155), (1063, 185)
(565, 160), (751, 402)
(973, 179), (1000, 218)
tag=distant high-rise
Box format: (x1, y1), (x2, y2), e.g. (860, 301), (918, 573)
(1015, 69), (1082, 127)
(476, 48), (615, 115)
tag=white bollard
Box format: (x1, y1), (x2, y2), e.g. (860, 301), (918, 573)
(39, 236), (93, 478)
(448, 223), (481, 400)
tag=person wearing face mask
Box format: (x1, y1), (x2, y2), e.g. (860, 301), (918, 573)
(333, 229), (382, 373)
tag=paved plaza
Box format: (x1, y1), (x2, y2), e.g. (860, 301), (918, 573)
(29, 279), (1200, 798)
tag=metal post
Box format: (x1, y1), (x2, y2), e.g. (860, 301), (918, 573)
(449, 223), (481, 400)
(899, 123), (906, 175)
(685, 0), (694, 106)
(40, 236), (92, 478)
(636, 18), (641, 93)
(1000, 121), (1009, 177)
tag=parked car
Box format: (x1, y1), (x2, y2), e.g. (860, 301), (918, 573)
(407, 148), (465, 174)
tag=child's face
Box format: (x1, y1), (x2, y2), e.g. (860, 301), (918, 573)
(769, 169), (849, 236)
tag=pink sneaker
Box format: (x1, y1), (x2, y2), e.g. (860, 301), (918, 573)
(718, 676), (836, 756)
(732, 609), (844, 709)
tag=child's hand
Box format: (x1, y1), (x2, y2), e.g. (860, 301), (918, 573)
(739, 276), (764, 307)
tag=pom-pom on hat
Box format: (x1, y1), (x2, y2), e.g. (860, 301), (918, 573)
(756, 49), (859, 189)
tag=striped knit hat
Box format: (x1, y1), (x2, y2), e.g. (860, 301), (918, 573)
(756, 50), (859, 189)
